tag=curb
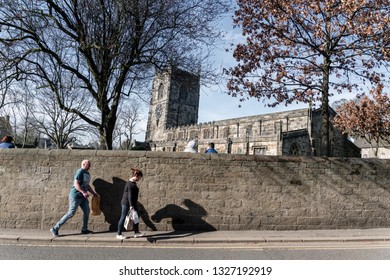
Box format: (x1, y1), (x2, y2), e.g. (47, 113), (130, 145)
(2, 228), (390, 246)
(2, 235), (390, 245)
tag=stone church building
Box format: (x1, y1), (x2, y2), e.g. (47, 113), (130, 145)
(145, 68), (360, 157)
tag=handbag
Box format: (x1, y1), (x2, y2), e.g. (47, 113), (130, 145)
(91, 195), (101, 215)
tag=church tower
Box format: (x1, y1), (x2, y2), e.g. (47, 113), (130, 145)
(145, 67), (200, 145)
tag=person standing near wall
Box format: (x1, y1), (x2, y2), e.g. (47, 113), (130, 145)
(184, 139), (198, 153)
(0, 136), (15, 148)
(116, 168), (144, 239)
(50, 159), (98, 237)
(205, 142), (218, 153)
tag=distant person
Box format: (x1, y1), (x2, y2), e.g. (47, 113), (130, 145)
(0, 136), (15, 148)
(50, 159), (99, 237)
(184, 139), (198, 153)
(116, 168), (144, 239)
(205, 142), (218, 153)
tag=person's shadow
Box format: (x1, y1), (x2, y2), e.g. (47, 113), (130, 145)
(93, 177), (157, 232)
(92, 178), (215, 241)
(147, 199), (216, 243)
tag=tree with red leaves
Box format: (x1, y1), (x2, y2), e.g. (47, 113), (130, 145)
(334, 85), (390, 157)
(225, 0), (389, 156)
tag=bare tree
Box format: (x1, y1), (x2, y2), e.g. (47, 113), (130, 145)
(225, 0), (389, 156)
(0, 82), (11, 137)
(0, 55), (19, 112)
(0, 69), (9, 112)
(28, 85), (93, 149)
(8, 87), (40, 147)
(0, 0), (230, 149)
(114, 100), (143, 150)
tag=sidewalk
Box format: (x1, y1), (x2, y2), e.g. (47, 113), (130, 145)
(1, 227), (390, 245)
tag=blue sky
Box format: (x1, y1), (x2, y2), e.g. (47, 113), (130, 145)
(196, 11), (359, 124)
(135, 12), (309, 141)
(134, 10), (355, 141)
(198, 13), (307, 124)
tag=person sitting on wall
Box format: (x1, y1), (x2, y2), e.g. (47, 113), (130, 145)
(184, 139), (198, 153)
(205, 142), (218, 153)
(0, 136), (15, 148)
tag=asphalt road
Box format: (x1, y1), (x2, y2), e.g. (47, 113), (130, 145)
(2, 241), (390, 260)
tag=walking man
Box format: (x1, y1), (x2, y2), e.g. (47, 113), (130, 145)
(50, 159), (98, 237)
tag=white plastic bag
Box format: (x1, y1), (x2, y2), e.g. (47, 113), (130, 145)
(124, 209), (139, 230)
(131, 209), (139, 224)
(124, 211), (132, 230)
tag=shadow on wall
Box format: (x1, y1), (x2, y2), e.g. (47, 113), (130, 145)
(147, 199), (217, 243)
(93, 177), (157, 232)
(151, 199), (216, 232)
(93, 177), (124, 231)
(93, 178), (215, 234)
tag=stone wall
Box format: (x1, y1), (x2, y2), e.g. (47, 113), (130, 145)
(362, 147), (390, 159)
(0, 149), (389, 232)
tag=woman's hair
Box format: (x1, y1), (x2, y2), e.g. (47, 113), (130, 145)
(1, 135), (13, 143)
(131, 168), (143, 178)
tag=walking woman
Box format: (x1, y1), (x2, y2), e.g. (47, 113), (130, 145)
(116, 168), (144, 239)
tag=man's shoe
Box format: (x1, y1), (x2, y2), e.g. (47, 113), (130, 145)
(116, 235), (127, 240)
(134, 232), (145, 238)
(50, 228), (59, 237)
(81, 229), (93, 234)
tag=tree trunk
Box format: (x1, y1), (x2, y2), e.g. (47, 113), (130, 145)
(99, 129), (114, 150)
(105, 124), (114, 150)
(374, 135), (380, 157)
(99, 130), (107, 150)
(321, 59), (331, 157)
(99, 114), (116, 150)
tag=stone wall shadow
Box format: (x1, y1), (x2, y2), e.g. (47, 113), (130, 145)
(93, 177), (157, 232)
(93, 177), (124, 231)
(148, 199), (216, 242)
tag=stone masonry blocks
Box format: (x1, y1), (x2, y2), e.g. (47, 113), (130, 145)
(0, 148), (389, 232)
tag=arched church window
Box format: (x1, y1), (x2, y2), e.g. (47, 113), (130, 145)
(203, 129), (210, 139)
(258, 120), (262, 135)
(158, 83), (164, 100)
(246, 125), (253, 137)
(289, 142), (302, 156)
(223, 127), (229, 138)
